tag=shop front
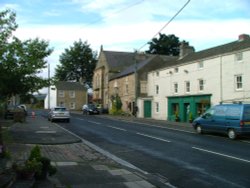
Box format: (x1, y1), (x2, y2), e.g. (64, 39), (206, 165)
(167, 94), (211, 122)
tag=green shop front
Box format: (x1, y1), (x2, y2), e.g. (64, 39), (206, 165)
(167, 94), (211, 122)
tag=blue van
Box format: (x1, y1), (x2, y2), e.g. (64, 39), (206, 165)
(192, 103), (250, 139)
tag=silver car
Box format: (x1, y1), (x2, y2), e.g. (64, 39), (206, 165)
(48, 107), (70, 122)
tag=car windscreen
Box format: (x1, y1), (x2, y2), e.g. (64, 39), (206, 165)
(243, 106), (250, 120)
(54, 108), (66, 111)
(88, 104), (96, 109)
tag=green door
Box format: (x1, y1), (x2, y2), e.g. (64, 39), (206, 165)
(144, 100), (152, 118)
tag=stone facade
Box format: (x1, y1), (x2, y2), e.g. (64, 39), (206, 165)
(109, 74), (135, 113)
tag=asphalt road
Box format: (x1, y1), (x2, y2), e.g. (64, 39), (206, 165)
(46, 112), (250, 188)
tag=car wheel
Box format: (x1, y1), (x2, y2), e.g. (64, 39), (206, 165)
(196, 125), (202, 134)
(228, 129), (236, 140)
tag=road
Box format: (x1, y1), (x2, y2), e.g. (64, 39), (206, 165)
(48, 112), (250, 188)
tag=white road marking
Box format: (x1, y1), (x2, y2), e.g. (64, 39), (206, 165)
(240, 140), (250, 144)
(102, 117), (194, 134)
(75, 118), (84, 121)
(192, 147), (250, 163)
(36, 131), (56, 134)
(87, 120), (101, 125)
(107, 125), (127, 131)
(136, 133), (171, 143)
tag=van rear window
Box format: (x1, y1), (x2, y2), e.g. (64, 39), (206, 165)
(243, 106), (250, 120)
(225, 106), (241, 120)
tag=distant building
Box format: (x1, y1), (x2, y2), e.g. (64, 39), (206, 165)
(45, 81), (88, 110)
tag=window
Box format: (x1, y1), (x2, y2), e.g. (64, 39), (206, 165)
(185, 81), (190, 93)
(58, 90), (64, 97)
(140, 81), (147, 94)
(59, 101), (65, 107)
(198, 61), (204, 69)
(96, 74), (100, 88)
(125, 83), (129, 94)
(156, 71), (159, 76)
(155, 102), (159, 112)
(155, 85), (159, 94)
(174, 83), (178, 93)
(235, 52), (243, 62)
(198, 79), (204, 91)
(235, 75), (243, 90)
(69, 102), (75, 109)
(69, 90), (75, 98)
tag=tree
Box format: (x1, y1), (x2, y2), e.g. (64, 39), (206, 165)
(146, 33), (180, 56)
(0, 9), (53, 102)
(54, 40), (97, 87)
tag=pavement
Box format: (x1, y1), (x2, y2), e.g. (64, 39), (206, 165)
(0, 112), (193, 188)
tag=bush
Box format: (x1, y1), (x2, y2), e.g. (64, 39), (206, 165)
(13, 109), (26, 123)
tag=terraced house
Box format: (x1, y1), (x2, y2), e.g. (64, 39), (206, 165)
(93, 46), (176, 115)
(142, 34), (250, 122)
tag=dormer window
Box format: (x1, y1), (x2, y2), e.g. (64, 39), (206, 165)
(174, 67), (179, 73)
(198, 61), (204, 69)
(235, 52), (243, 62)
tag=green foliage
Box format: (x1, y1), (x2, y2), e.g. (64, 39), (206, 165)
(110, 94), (123, 115)
(29, 145), (42, 161)
(54, 39), (97, 87)
(146, 33), (180, 56)
(0, 9), (53, 101)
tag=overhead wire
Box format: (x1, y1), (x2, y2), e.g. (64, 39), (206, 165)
(84, 0), (145, 26)
(138, 0), (191, 51)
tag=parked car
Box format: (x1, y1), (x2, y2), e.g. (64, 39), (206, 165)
(48, 107), (70, 122)
(192, 103), (250, 139)
(82, 104), (99, 115)
(4, 104), (27, 119)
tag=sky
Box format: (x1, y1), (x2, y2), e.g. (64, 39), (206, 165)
(1, 0), (250, 80)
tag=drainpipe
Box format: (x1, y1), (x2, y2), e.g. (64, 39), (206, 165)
(220, 56), (223, 103)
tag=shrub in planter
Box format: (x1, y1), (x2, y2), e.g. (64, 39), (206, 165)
(35, 157), (57, 180)
(12, 145), (57, 180)
(13, 159), (42, 180)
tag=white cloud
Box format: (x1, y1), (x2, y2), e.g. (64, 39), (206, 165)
(4, 0), (250, 80)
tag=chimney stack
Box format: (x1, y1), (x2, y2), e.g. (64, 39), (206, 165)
(179, 41), (195, 59)
(238, 34), (250, 41)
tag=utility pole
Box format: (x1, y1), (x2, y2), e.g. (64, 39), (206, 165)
(48, 63), (50, 109)
(134, 52), (138, 116)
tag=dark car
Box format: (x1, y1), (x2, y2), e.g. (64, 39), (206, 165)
(82, 104), (100, 115)
(4, 104), (27, 119)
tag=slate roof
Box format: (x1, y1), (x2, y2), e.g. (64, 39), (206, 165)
(102, 51), (135, 71)
(55, 81), (87, 91)
(178, 37), (250, 64)
(105, 35), (250, 80)
(110, 55), (178, 80)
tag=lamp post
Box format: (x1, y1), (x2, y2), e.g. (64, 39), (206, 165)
(47, 62), (50, 109)
(134, 52), (138, 117)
